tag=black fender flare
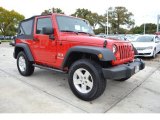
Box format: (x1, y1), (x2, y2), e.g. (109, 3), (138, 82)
(131, 43), (138, 55)
(14, 43), (34, 62)
(62, 46), (116, 68)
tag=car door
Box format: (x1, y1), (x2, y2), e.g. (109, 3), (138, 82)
(31, 16), (57, 66)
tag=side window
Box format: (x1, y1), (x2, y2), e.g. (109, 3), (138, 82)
(19, 19), (33, 35)
(155, 36), (160, 40)
(18, 27), (24, 35)
(36, 17), (52, 34)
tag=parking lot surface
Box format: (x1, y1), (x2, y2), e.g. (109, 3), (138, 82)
(0, 43), (160, 113)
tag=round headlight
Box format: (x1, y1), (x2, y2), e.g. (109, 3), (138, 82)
(113, 45), (117, 53)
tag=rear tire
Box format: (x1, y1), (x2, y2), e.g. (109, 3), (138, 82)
(17, 51), (34, 76)
(68, 59), (106, 101)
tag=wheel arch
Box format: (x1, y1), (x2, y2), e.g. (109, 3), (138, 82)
(14, 43), (34, 62)
(62, 46), (115, 69)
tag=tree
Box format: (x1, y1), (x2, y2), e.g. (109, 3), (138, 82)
(0, 7), (24, 36)
(71, 8), (91, 19)
(105, 7), (135, 33)
(144, 23), (157, 34)
(94, 27), (106, 34)
(71, 9), (93, 26)
(129, 26), (143, 34)
(71, 8), (106, 30)
(41, 7), (64, 15)
(130, 23), (157, 34)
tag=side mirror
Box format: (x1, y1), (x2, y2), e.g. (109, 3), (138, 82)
(13, 36), (16, 40)
(42, 27), (54, 35)
(155, 39), (160, 43)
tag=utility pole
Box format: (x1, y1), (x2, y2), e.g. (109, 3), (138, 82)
(144, 23), (146, 34)
(106, 8), (113, 35)
(105, 23), (107, 35)
(107, 10), (109, 35)
(157, 15), (160, 32)
(105, 10), (109, 35)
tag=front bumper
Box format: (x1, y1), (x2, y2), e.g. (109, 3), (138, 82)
(102, 59), (145, 80)
(135, 49), (153, 57)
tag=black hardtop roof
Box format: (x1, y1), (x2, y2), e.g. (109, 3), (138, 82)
(20, 13), (84, 23)
(20, 14), (53, 22)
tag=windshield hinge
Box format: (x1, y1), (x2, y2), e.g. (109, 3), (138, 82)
(103, 40), (107, 48)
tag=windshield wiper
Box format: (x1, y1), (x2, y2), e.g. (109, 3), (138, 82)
(77, 31), (93, 36)
(61, 30), (93, 36)
(61, 30), (78, 35)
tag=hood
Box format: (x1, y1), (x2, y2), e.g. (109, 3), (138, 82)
(60, 33), (129, 47)
(131, 42), (155, 48)
(66, 35), (105, 46)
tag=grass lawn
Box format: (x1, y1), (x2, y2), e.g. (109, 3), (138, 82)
(1, 40), (12, 42)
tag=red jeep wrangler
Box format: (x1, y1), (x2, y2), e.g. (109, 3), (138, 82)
(14, 14), (145, 101)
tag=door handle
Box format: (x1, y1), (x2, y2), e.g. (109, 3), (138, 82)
(49, 35), (55, 40)
(33, 36), (39, 41)
(33, 38), (39, 41)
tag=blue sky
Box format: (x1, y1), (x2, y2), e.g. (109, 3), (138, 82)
(0, 0), (160, 26)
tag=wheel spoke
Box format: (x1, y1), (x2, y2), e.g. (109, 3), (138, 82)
(73, 78), (82, 85)
(75, 70), (84, 77)
(84, 71), (90, 79)
(73, 68), (93, 94)
(81, 84), (87, 93)
(86, 80), (93, 88)
(22, 65), (26, 71)
(19, 56), (26, 72)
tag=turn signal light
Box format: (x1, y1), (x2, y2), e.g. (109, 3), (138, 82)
(98, 54), (103, 59)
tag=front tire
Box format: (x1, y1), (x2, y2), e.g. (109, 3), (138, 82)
(152, 49), (156, 58)
(17, 51), (34, 76)
(68, 59), (106, 101)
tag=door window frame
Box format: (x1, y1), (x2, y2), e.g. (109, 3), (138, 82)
(35, 16), (53, 35)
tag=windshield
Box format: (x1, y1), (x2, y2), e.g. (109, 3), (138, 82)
(56, 16), (94, 35)
(134, 36), (154, 42)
